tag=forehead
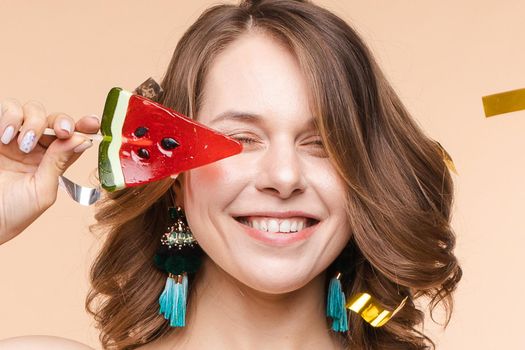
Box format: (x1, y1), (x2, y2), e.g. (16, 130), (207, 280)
(198, 32), (314, 128)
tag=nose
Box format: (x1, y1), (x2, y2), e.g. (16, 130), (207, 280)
(254, 140), (306, 199)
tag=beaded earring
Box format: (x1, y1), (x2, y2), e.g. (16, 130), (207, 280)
(153, 204), (202, 327)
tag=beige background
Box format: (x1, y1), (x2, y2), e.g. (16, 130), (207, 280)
(1, 0), (524, 348)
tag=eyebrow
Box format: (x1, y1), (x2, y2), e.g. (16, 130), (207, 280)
(209, 110), (317, 128)
(209, 110), (264, 126)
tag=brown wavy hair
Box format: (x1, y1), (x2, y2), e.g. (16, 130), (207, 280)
(86, 0), (462, 349)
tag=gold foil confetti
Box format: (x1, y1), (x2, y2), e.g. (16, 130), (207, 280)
(482, 87), (525, 117)
(435, 141), (458, 175)
(346, 292), (408, 327)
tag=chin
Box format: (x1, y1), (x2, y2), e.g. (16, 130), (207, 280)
(228, 258), (324, 295)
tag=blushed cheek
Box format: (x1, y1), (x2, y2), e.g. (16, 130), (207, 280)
(191, 162), (225, 185)
(185, 157), (244, 204)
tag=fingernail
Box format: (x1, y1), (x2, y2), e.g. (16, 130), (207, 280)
(1, 125), (14, 144)
(73, 140), (93, 153)
(19, 130), (36, 153)
(60, 119), (72, 133)
(87, 114), (100, 123)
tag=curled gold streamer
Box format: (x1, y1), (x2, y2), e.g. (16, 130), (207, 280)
(435, 141), (458, 175)
(346, 293), (408, 327)
(482, 87), (525, 117)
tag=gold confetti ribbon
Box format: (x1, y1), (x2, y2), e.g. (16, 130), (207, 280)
(435, 141), (458, 175)
(482, 87), (525, 117)
(346, 293), (408, 327)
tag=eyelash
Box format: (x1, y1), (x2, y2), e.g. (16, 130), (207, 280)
(309, 139), (324, 146)
(233, 136), (257, 144)
(231, 135), (325, 147)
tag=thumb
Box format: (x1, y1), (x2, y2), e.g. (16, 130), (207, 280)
(34, 135), (93, 205)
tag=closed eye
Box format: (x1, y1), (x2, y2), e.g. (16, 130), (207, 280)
(231, 136), (257, 144)
(303, 138), (328, 158)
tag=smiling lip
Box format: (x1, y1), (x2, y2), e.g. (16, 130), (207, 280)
(235, 212), (319, 247)
(231, 211), (321, 221)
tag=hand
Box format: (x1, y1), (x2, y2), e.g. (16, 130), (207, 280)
(0, 99), (100, 244)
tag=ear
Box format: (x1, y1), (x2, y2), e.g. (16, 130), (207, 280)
(170, 173), (185, 207)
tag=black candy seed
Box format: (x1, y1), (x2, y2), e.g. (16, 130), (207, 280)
(137, 148), (150, 159)
(134, 126), (149, 137)
(161, 137), (179, 150)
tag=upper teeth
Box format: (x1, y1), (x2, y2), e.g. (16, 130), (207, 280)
(239, 217), (309, 233)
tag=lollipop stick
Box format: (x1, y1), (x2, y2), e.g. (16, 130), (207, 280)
(42, 128), (104, 142)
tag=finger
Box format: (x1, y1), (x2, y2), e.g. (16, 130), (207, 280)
(18, 100), (47, 154)
(38, 113), (99, 149)
(35, 113), (75, 149)
(0, 99), (23, 145)
(34, 135), (93, 207)
(47, 112), (75, 139)
(75, 114), (100, 134)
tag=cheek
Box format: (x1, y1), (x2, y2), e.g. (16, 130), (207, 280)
(307, 160), (347, 203)
(183, 157), (248, 213)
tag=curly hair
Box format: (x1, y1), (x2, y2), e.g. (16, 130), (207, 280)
(86, 1), (462, 349)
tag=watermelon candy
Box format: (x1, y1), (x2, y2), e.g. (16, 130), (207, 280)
(98, 87), (242, 191)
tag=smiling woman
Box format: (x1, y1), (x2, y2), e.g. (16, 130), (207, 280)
(86, 1), (461, 348)
(0, 0), (461, 349)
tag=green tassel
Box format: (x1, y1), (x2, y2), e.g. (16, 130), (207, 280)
(327, 275), (344, 318)
(158, 273), (188, 327)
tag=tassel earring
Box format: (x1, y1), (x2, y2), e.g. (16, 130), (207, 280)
(154, 206), (202, 328)
(158, 273), (188, 327)
(326, 272), (349, 332)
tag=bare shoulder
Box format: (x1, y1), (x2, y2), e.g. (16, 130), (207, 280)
(0, 335), (95, 349)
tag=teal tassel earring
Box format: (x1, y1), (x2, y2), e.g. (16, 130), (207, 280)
(154, 206), (202, 328)
(158, 273), (188, 326)
(326, 272), (349, 332)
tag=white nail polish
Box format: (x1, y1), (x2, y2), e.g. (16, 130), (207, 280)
(60, 119), (72, 133)
(1, 125), (14, 144)
(20, 130), (36, 153)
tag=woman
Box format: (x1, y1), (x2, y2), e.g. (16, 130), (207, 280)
(0, 0), (461, 349)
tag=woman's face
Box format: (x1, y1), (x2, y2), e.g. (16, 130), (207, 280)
(180, 32), (351, 294)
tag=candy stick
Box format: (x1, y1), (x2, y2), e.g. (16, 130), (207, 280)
(43, 127), (104, 142)
(42, 127), (153, 147)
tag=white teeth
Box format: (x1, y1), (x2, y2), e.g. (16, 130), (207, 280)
(267, 219), (279, 233)
(279, 220), (291, 233)
(238, 217), (313, 233)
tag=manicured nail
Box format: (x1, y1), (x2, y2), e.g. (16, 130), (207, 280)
(19, 130), (36, 153)
(73, 140), (93, 153)
(1, 125), (14, 144)
(60, 119), (72, 133)
(87, 114), (100, 122)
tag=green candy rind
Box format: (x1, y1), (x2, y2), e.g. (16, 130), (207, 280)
(98, 87), (130, 192)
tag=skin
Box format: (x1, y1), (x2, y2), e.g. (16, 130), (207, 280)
(0, 99), (98, 245)
(151, 31), (352, 349)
